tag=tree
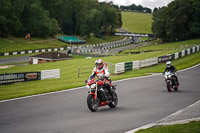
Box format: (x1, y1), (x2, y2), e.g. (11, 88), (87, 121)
(165, 0), (192, 41)
(0, 0), (122, 38)
(100, 3), (121, 32)
(22, 0), (60, 37)
(80, 9), (102, 38)
(153, 7), (158, 12)
(152, 0), (199, 42)
(152, 7), (168, 42)
(189, 0), (200, 37)
(120, 4), (152, 13)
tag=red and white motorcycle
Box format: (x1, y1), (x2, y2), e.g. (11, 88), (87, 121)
(85, 78), (118, 112)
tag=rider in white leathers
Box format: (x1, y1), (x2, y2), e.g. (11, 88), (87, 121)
(89, 59), (112, 93)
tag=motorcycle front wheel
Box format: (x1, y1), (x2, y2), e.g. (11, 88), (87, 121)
(174, 85), (179, 91)
(108, 92), (118, 108)
(166, 81), (172, 92)
(87, 94), (98, 112)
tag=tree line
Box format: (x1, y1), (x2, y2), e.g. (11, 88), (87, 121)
(120, 4), (152, 13)
(152, 0), (200, 42)
(0, 0), (122, 38)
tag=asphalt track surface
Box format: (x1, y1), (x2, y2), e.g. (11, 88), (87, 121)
(0, 65), (200, 133)
(0, 56), (29, 65)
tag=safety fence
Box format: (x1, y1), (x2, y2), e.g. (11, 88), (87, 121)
(0, 47), (67, 56)
(0, 38), (129, 56)
(115, 45), (200, 74)
(0, 69), (60, 85)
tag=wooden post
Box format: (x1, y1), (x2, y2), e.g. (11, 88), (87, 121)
(78, 67), (80, 78)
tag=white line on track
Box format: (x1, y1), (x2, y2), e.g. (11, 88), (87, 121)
(0, 64), (199, 103)
(125, 99), (200, 133)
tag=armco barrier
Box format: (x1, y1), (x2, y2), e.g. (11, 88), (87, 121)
(41, 69), (60, 80)
(139, 57), (158, 68)
(178, 52), (182, 58)
(158, 56), (171, 63)
(125, 62), (132, 71)
(0, 47), (67, 56)
(175, 53), (179, 60)
(115, 62), (125, 74)
(0, 72), (41, 85)
(132, 61), (140, 70)
(0, 69), (60, 85)
(171, 54), (175, 60)
(182, 50), (185, 57)
(114, 45), (200, 74)
(115, 58), (158, 74)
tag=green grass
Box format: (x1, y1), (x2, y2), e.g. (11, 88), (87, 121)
(0, 38), (199, 100)
(136, 121), (200, 133)
(0, 36), (124, 53)
(0, 49), (199, 100)
(122, 38), (200, 54)
(0, 37), (67, 53)
(86, 36), (124, 45)
(122, 11), (153, 34)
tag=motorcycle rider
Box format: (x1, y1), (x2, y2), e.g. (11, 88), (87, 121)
(163, 61), (179, 85)
(89, 59), (113, 94)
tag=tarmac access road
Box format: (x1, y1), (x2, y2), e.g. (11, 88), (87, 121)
(0, 56), (29, 65)
(0, 65), (199, 133)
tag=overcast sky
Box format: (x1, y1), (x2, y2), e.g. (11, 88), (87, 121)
(98, 0), (174, 10)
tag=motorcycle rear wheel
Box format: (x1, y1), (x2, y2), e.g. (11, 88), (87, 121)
(108, 92), (118, 108)
(87, 95), (98, 112)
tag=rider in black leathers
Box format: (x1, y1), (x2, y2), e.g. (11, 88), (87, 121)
(163, 61), (179, 85)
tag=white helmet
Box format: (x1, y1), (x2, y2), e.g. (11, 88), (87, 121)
(166, 61), (171, 68)
(95, 59), (104, 69)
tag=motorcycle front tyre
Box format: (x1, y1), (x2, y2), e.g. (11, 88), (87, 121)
(108, 92), (118, 108)
(87, 94), (99, 112)
(167, 82), (172, 92)
(174, 85), (179, 91)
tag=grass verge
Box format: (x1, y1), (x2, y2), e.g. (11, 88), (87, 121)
(121, 11), (153, 34)
(0, 36), (124, 53)
(136, 121), (200, 133)
(122, 38), (200, 54)
(0, 51), (199, 101)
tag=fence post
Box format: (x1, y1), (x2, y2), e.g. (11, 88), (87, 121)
(78, 67), (80, 78)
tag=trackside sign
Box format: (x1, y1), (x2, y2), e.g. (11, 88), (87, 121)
(0, 72), (41, 85)
(115, 32), (149, 37)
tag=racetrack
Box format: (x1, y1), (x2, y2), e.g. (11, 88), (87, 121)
(0, 64), (200, 133)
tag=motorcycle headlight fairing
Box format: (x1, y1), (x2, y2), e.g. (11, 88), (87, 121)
(86, 85), (90, 89)
(91, 84), (96, 89)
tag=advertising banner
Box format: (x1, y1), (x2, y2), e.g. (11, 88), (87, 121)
(158, 56), (171, 63)
(0, 72), (41, 85)
(101, 32), (154, 38)
(139, 58), (158, 68)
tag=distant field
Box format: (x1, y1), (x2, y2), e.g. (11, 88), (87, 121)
(122, 11), (153, 34)
(0, 38), (200, 100)
(122, 38), (200, 54)
(0, 37), (66, 53)
(0, 36), (124, 53)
